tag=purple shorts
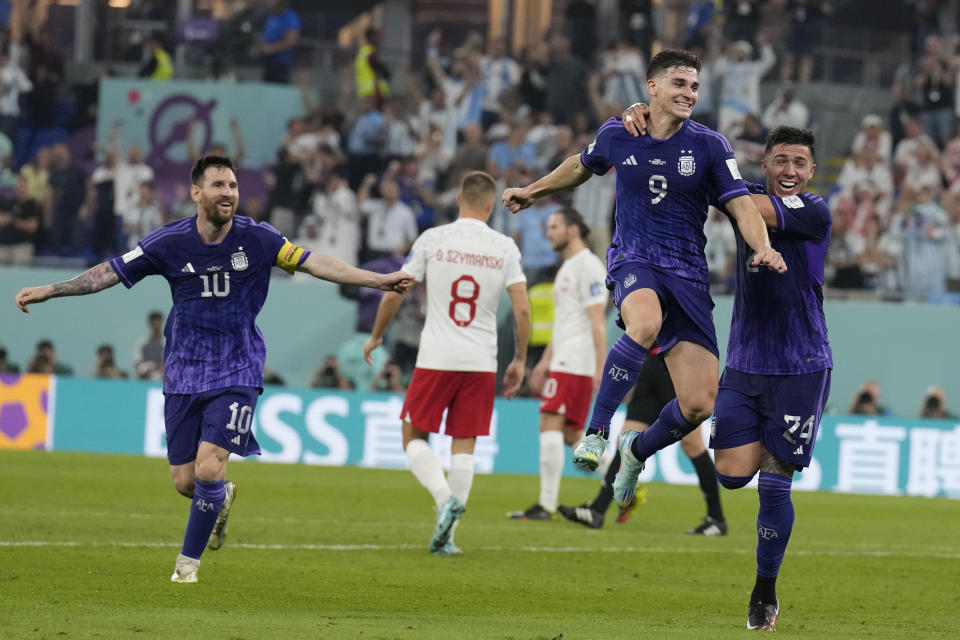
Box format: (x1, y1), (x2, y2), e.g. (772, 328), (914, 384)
(163, 386), (262, 466)
(606, 260), (719, 357)
(710, 368), (831, 470)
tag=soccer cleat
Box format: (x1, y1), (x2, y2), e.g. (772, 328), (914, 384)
(616, 495), (638, 523)
(612, 430), (645, 507)
(746, 599), (779, 630)
(207, 481), (236, 551)
(558, 504), (604, 529)
(508, 504), (553, 520)
(572, 432), (608, 471)
(429, 496), (466, 553)
(431, 541), (463, 556)
(687, 516), (728, 536)
(170, 553), (200, 583)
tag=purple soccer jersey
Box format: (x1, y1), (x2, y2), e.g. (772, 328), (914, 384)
(723, 183), (833, 375)
(110, 215), (309, 393)
(579, 117), (749, 291)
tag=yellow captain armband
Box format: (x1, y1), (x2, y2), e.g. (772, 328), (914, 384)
(276, 240), (307, 275)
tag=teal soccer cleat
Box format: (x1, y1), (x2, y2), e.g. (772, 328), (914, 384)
(429, 496), (465, 553)
(207, 481), (236, 551)
(572, 432), (608, 471)
(612, 430), (645, 507)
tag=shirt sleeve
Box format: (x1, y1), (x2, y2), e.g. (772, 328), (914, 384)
(402, 232), (429, 281)
(579, 117), (622, 176)
(110, 243), (162, 288)
(579, 256), (608, 307)
(503, 237), (526, 287)
(706, 132), (750, 204)
(770, 192), (832, 243)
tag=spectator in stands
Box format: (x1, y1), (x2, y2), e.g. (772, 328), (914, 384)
(891, 185), (950, 300)
(781, 1), (832, 83)
(0, 345), (19, 373)
(310, 355), (353, 390)
(729, 112), (768, 182)
(902, 140), (943, 198)
(19, 145), (52, 209)
(397, 157), (436, 230)
(939, 131), (960, 188)
(852, 114), (893, 163)
(0, 175), (41, 265)
(371, 361), (406, 392)
(825, 206), (865, 289)
(836, 147), (894, 224)
(48, 143), (87, 256)
(914, 34), (956, 147)
(513, 194), (560, 284)
(266, 146), (307, 238)
(888, 84), (920, 148)
(716, 35), (776, 135)
(260, 0), (300, 84)
(112, 140), (155, 231)
(479, 37), (521, 130)
(850, 214), (899, 292)
(135, 310), (165, 381)
(566, 0), (598, 63)
(28, 339), (72, 376)
(725, 0), (763, 46)
(600, 39), (647, 111)
(621, 0), (655, 58)
(894, 116), (938, 177)
(919, 386), (956, 419)
(345, 96), (385, 189)
(88, 147), (118, 261)
(849, 380), (890, 416)
(519, 41), (550, 114)
(545, 33), (589, 126)
(25, 28), (63, 131)
(425, 30), (483, 135)
(137, 32), (173, 80)
(304, 168), (359, 266)
(123, 181), (163, 250)
(704, 206), (737, 292)
(358, 173), (418, 260)
(382, 97), (419, 160)
(355, 27), (390, 105)
(762, 82), (809, 130)
(449, 122), (488, 177)
(0, 40), (31, 153)
(93, 344), (128, 379)
(186, 117), (246, 168)
(487, 120), (537, 175)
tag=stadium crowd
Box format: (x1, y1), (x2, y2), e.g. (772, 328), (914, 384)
(0, 0), (958, 410)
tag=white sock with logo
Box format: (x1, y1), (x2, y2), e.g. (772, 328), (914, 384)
(538, 430), (565, 513)
(447, 453), (474, 545)
(405, 439), (452, 509)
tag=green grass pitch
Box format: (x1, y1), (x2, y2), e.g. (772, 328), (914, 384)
(1, 451), (957, 639)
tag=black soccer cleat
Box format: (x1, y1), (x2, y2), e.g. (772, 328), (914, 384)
(507, 503), (553, 520)
(686, 515), (727, 536)
(746, 599), (779, 631)
(558, 504), (604, 529)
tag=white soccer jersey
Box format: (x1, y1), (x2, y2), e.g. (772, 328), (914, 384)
(403, 218), (525, 372)
(549, 248), (607, 376)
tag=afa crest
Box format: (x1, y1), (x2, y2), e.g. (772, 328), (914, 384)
(678, 150), (696, 176)
(231, 249), (248, 271)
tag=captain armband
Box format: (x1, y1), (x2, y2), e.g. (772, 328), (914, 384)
(275, 240), (307, 275)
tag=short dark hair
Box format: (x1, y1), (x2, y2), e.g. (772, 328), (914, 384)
(148, 310), (163, 322)
(556, 206), (590, 239)
(764, 126), (816, 160)
(647, 49), (701, 80)
(460, 170), (496, 207)
(190, 154), (235, 186)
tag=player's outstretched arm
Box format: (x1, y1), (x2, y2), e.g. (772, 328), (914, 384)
(502, 282), (530, 399)
(15, 261), (120, 313)
(297, 253), (414, 293)
(501, 154), (593, 214)
(725, 195), (787, 274)
(363, 290), (407, 365)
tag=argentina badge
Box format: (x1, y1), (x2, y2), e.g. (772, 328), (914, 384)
(231, 249), (248, 271)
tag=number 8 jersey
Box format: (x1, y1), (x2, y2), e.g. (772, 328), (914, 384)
(402, 217), (526, 372)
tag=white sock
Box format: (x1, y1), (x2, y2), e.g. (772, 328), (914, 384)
(447, 453), (474, 545)
(538, 431), (565, 512)
(405, 439), (452, 509)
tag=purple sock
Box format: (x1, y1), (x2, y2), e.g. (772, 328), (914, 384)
(587, 335), (648, 437)
(181, 479), (225, 560)
(756, 472), (794, 578)
(630, 397), (696, 460)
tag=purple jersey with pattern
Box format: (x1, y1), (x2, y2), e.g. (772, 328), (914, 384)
(579, 117), (748, 291)
(110, 216), (307, 393)
(723, 183), (833, 375)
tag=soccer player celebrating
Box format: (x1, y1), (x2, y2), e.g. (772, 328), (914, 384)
(503, 50), (785, 511)
(364, 171), (530, 555)
(510, 207), (607, 521)
(625, 106), (832, 630)
(14, 155), (413, 583)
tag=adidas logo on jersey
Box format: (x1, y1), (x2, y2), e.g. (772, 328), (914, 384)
(622, 155), (638, 166)
(793, 445), (804, 455)
(231, 435), (241, 445)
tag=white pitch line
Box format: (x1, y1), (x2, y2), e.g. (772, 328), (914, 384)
(1, 540), (959, 559)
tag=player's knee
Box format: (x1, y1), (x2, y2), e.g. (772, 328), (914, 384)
(680, 433), (706, 457)
(623, 319), (659, 348)
(716, 471), (754, 490)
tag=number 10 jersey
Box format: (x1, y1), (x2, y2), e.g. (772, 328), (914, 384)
(402, 217), (526, 372)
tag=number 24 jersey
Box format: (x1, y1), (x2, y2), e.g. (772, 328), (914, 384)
(402, 218), (526, 372)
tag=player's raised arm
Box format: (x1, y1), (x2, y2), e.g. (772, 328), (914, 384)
(15, 261), (120, 313)
(501, 154), (594, 214)
(296, 252), (413, 293)
(501, 282), (530, 399)
(724, 195), (787, 273)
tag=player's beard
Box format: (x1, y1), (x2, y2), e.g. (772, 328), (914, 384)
(201, 196), (237, 227)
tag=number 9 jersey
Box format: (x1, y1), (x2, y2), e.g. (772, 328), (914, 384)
(401, 217), (526, 372)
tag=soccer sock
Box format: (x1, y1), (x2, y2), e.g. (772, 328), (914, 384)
(447, 453), (474, 545)
(753, 471), (795, 603)
(405, 439), (452, 509)
(630, 398), (697, 460)
(538, 431), (565, 512)
(180, 478), (225, 560)
(586, 335), (648, 438)
(589, 449), (620, 513)
(690, 451), (724, 521)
